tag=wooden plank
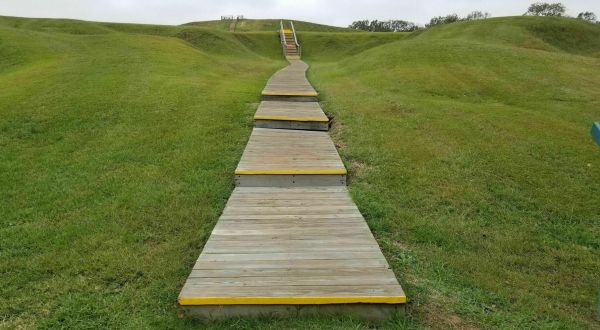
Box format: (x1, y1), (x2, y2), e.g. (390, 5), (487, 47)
(255, 101), (328, 123)
(179, 187), (406, 307)
(235, 128), (346, 174)
(185, 274), (399, 286)
(181, 285), (405, 298)
(261, 60), (318, 97)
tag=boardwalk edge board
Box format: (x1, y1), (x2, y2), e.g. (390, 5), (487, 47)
(179, 296), (407, 305)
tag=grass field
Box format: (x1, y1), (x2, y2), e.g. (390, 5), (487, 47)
(1, 15), (599, 329)
(305, 16), (600, 329)
(185, 18), (351, 32)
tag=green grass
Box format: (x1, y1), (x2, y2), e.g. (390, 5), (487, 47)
(305, 15), (600, 329)
(185, 18), (351, 32)
(1, 14), (600, 329)
(298, 32), (409, 62)
(0, 17), (286, 329)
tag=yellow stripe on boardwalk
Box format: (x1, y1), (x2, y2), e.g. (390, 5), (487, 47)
(254, 115), (329, 122)
(179, 295), (407, 305)
(235, 169), (347, 175)
(262, 91), (318, 97)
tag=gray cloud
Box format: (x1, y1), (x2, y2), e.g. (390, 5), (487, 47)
(1, 0), (598, 26)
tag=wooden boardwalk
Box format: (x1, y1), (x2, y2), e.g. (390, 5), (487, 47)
(179, 187), (405, 319)
(234, 128), (346, 186)
(261, 60), (318, 101)
(179, 52), (406, 320)
(255, 101), (329, 131)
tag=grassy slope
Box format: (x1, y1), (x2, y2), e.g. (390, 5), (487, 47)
(305, 16), (600, 329)
(185, 18), (351, 32)
(2, 14), (600, 330)
(298, 32), (409, 62)
(0, 16), (409, 330)
(0, 17), (288, 329)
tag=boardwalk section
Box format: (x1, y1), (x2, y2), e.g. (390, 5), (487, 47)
(179, 33), (406, 320)
(235, 128), (346, 186)
(178, 187), (406, 320)
(261, 60), (318, 101)
(254, 101), (329, 131)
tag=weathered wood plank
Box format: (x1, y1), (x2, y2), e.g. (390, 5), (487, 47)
(179, 58), (405, 321)
(261, 60), (318, 97)
(235, 128), (346, 175)
(255, 101), (329, 123)
(180, 187), (405, 308)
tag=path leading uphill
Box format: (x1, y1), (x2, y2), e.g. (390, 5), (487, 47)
(178, 23), (406, 321)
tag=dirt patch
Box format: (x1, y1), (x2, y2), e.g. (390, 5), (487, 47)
(423, 291), (481, 330)
(328, 118), (347, 150)
(348, 159), (374, 180)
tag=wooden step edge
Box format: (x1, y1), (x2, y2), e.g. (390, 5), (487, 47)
(254, 115), (329, 123)
(178, 295), (407, 305)
(262, 91), (317, 97)
(234, 169), (347, 175)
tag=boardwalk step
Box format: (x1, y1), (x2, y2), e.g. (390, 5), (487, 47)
(254, 101), (329, 131)
(235, 128), (346, 187)
(179, 44), (406, 321)
(178, 186), (406, 321)
(261, 60), (318, 101)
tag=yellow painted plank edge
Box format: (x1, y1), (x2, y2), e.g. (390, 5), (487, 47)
(262, 91), (318, 97)
(254, 115), (329, 122)
(235, 169), (347, 175)
(179, 295), (407, 305)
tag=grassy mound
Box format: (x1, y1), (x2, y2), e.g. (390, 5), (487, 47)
(299, 32), (408, 62)
(2, 13), (599, 329)
(0, 16), (285, 329)
(185, 18), (351, 32)
(306, 16), (600, 329)
(0, 16), (113, 34)
(412, 16), (600, 57)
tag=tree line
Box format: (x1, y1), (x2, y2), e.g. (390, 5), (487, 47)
(348, 2), (599, 32)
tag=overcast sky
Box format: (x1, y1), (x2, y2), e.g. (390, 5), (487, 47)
(1, 0), (599, 27)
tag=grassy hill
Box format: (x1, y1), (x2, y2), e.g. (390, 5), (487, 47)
(305, 15), (600, 329)
(1, 14), (600, 329)
(0, 15), (285, 329)
(185, 18), (351, 32)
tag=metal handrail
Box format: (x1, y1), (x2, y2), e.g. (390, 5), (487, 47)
(290, 21), (301, 57)
(279, 20), (287, 57)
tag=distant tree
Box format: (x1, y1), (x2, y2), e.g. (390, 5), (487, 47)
(369, 20), (388, 32)
(426, 14), (460, 27)
(465, 11), (491, 20)
(425, 11), (491, 28)
(577, 11), (597, 22)
(524, 2), (566, 17)
(349, 20), (370, 31)
(387, 20), (419, 32)
(349, 19), (419, 32)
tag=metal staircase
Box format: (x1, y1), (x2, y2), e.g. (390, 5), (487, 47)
(280, 21), (301, 60)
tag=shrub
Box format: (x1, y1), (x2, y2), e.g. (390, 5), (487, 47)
(425, 11), (491, 28)
(466, 11), (491, 20)
(524, 2), (566, 16)
(427, 14), (460, 27)
(577, 11), (598, 22)
(349, 19), (419, 32)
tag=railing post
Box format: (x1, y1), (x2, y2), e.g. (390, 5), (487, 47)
(279, 20), (287, 57)
(290, 21), (301, 58)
